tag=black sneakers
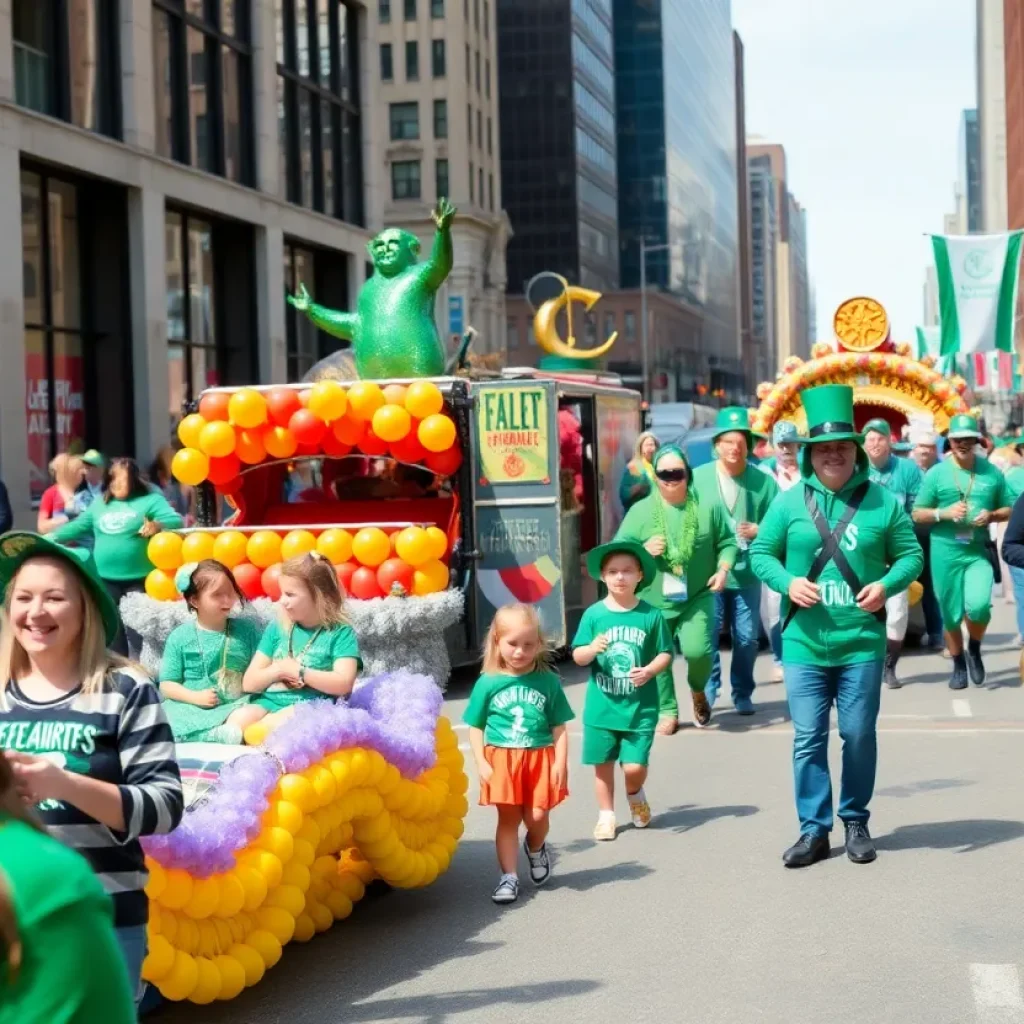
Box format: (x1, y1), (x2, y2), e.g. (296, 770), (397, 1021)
(884, 641), (902, 690)
(843, 821), (876, 863)
(966, 644), (986, 686)
(949, 657), (968, 690)
(782, 833), (831, 868)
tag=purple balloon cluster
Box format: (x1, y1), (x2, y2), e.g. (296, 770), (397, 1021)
(143, 672), (444, 877)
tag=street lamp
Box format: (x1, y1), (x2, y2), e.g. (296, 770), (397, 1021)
(640, 238), (672, 404)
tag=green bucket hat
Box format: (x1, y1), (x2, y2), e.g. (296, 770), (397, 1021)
(585, 540), (658, 591)
(0, 532), (120, 645)
(947, 414), (983, 440)
(800, 385), (864, 445)
(863, 418), (892, 439)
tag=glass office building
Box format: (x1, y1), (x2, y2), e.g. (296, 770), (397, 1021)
(614, 0), (739, 363)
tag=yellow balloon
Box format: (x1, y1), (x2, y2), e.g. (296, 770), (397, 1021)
(213, 954), (247, 1001)
(280, 529), (317, 561)
(264, 799), (304, 835)
(316, 528), (354, 564)
(308, 380), (348, 423)
(199, 420), (238, 458)
(264, 883), (306, 918)
(214, 874), (246, 918)
(246, 530), (283, 569)
(371, 404), (412, 443)
(147, 532), (184, 572)
(227, 943), (265, 988)
(145, 569), (178, 602)
(417, 413), (456, 453)
(171, 447), (210, 486)
(191, 956), (222, 1005)
(352, 527), (391, 568)
(326, 890), (354, 920)
(177, 413), (208, 450)
(255, 906), (296, 946)
(404, 380), (444, 419)
(412, 558), (449, 596)
(280, 861), (311, 892)
(245, 844), (287, 887)
(394, 526), (431, 567)
(142, 934), (176, 983)
(293, 913), (316, 943)
(346, 381), (385, 422)
(181, 531), (217, 564)
(158, 950), (199, 1002)
(236, 866), (268, 912)
(278, 773), (317, 812)
(183, 876), (221, 920)
(424, 526), (449, 561)
(228, 389), (268, 429)
(212, 531), (249, 569)
(246, 929), (283, 969)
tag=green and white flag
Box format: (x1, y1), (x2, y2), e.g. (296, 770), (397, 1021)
(931, 231), (1024, 356)
(914, 325), (941, 360)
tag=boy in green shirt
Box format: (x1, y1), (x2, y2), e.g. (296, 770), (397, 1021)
(573, 540), (673, 841)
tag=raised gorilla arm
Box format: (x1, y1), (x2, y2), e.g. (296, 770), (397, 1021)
(421, 198), (455, 291)
(287, 284), (357, 341)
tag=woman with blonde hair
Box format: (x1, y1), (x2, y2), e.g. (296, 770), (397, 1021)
(618, 431), (661, 511)
(0, 532), (183, 1003)
(36, 452), (85, 535)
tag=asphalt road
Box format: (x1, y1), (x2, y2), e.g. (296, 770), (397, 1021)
(155, 602), (1024, 1024)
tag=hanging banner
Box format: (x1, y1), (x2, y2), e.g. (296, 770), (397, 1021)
(930, 231), (1024, 357)
(476, 385), (550, 484)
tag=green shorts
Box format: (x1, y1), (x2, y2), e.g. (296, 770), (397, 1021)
(582, 725), (655, 766)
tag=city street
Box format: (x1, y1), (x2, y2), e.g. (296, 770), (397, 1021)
(155, 603), (1024, 1024)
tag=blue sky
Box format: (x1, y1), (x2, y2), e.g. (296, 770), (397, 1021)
(733, 0), (977, 344)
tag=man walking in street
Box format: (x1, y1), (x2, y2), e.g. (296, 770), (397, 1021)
(908, 424), (944, 648)
(694, 408), (779, 715)
(913, 414), (1011, 690)
(863, 419), (923, 689)
(751, 385), (922, 868)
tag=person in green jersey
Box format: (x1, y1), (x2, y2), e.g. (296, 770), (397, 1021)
(693, 407), (779, 714)
(53, 457), (183, 657)
(464, 604), (574, 905)
(618, 431), (661, 511)
(913, 414), (1011, 690)
(243, 553), (362, 730)
(573, 540), (673, 841)
(863, 419), (924, 689)
(0, 756), (135, 1024)
(751, 385), (922, 869)
(159, 560), (268, 744)
(615, 445), (737, 732)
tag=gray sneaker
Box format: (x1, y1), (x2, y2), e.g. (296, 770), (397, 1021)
(491, 873), (519, 904)
(523, 840), (551, 885)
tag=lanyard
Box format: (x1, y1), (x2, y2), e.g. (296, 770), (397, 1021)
(194, 621), (229, 678)
(288, 625), (323, 665)
(717, 465), (746, 521)
(952, 465), (975, 504)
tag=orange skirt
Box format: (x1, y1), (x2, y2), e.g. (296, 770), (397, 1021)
(479, 745), (568, 810)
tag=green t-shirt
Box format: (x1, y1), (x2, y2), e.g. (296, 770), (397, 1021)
(867, 454), (923, 517)
(572, 599), (673, 730)
(914, 456), (1010, 550)
(1005, 466), (1024, 504)
(462, 670), (575, 748)
(0, 816), (135, 1024)
(160, 616), (263, 695)
(256, 619), (362, 708)
(691, 461), (779, 589)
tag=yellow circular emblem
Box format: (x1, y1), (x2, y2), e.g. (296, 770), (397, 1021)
(833, 297), (889, 352)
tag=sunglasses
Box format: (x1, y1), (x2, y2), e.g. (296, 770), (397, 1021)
(655, 468), (688, 483)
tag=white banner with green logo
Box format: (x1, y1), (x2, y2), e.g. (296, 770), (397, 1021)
(931, 231), (1023, 357)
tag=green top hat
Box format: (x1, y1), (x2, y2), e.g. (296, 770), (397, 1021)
(800, 385), (864, 445)
(863, 418), (892, 439)
(712, 406), (763, 443)
(585, 540), (657, 591)
(947, 414), (982, 440)
(0, 532), (119, 646)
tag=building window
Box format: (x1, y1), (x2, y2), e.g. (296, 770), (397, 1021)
(476, 109), (482, 149)
(21, 170), (88, 503)
(379, 0), (390, 22)
(13, 0), (120, 138)
(473, 0), (479, 30)
(483, 0), (489, 37)
(465, 43), (470, 82)
(485, 58), (490, 98)
(474, 50), (480, 91)
(488, 173), (494, 211)
(404, 0), (416, 19)
(278, 0), (364, 225)
(380, 42), (393, 79)
(624, 310), (636, 342)
(433, 98), (448, 138)
(405, 40), (418, 80)
(469, 160), (474, 201)
(436, 158), (449, 199)
(486, 116), (492, 154)
(165, 209), (218, 429)
(284, 243), (319, 381)
(478, 167), (483, 205)
(432, 39), (446, 77)
(389, 101), (419, 140)
(467, 103), (472, 143)
(392, 160), (422, 200)
(603, 312), (615, 339)
(506, 317), (519, 352)
(431, 0), (444, 16)
(151, 0), (253, 183)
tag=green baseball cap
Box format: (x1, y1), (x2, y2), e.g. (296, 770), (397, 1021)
(585, 540), (657, 590)
(863, 418), (892, 439)
(0, 532), (119, 645)
(82, 450), (105, 468)
(947, 414), (982, 440)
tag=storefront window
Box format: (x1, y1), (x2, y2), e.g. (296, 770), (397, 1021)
(21, 171), (87, 504)
(284, 243), (319, 381)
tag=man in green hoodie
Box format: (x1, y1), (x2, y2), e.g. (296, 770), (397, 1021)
(751, 385), (922, 868)
(693, 408), (779, 714)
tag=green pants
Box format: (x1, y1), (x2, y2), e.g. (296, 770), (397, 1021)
(655, 593), (713, 719)
(932, 540), (994, 630)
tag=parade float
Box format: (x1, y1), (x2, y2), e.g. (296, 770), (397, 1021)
(122, 203), (641, 1006)
(752, 296), (975, 437)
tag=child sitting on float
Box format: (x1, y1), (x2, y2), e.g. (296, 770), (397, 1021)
(243, 551), (362, 737)
(158, 559), (268, 745)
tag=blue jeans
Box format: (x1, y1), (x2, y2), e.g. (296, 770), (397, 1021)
(708, 584), (761, 704)
(785, 660), (883, 836)
(1010, 566), (1024, 638)
(116, 925), (148, 1007)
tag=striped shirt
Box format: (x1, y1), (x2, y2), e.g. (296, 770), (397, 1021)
(0, 669), (183, 928)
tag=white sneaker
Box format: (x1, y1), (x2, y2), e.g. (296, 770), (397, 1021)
(628, 788), (652, 829)
(523, 839), (551, 884)
(593, 813), (617, 841)
(491, 874), (519, 904)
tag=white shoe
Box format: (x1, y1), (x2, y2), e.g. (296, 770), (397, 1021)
(628, 788), (652, 829)
(593, 813), (617, 841)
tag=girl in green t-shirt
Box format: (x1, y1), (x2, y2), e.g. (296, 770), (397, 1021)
(243, 552), (362, 735)
(159, 560), (268, 745)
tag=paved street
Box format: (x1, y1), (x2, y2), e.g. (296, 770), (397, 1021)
(156, 602), (1024, 1024)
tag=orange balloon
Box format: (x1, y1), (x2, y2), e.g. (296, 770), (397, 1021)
(177, 414), (207, 450)
(199, 420), (237, 458)
(280, 530), (317, 561)
(347, 382), (385, 422)
(307, 381), (348, 423)
(229, 389), (268, 429)
(316, 529), (353, 564)
(351, 528), (390, 568)
(412, 559), (449, 596)
(417, 414), (456, 453)
(172, 448), (210, 486)
(213, 531), (249, 569)
(382, 383), (408, 406)
(247, 531), (283, 569)
(235, 429), (266, 465)
(199, 392), (231, 421)
(404, 380), (444, 420)
(263, 425), (298, 460)
(332, 415), (366, 447)
(371, 405), (411, 443)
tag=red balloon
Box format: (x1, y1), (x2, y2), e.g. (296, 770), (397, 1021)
(358, 431), (389, 457)
(266, 387), (302, 428)
(232, 563), (264, 600)
(377, 557), (414, 595)
(333, 416), (366, 447)
(216, 475), (243, 496)
(261, 563), (283, 601)
(390, 428), (427, 464)
(334, 561), (357, 595)
(298, 390), (312, 408)
(295, 441), (321, 457)
(206, 452), (241, 486)
(289, 409), (327, 446)
(199, 392), (231, 422)
(425, 447), (463, 475)
(348, 566), (383, 600)
(320, 432), (352, 459)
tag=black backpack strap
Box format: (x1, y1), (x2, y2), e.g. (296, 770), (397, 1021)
(782, 482), (885, 632)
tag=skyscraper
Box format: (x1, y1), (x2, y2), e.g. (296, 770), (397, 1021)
(959, 108), (983, 233)
(748, 152), (779, 384)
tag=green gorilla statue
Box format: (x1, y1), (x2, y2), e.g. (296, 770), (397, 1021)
(288, 198), (456, 380)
